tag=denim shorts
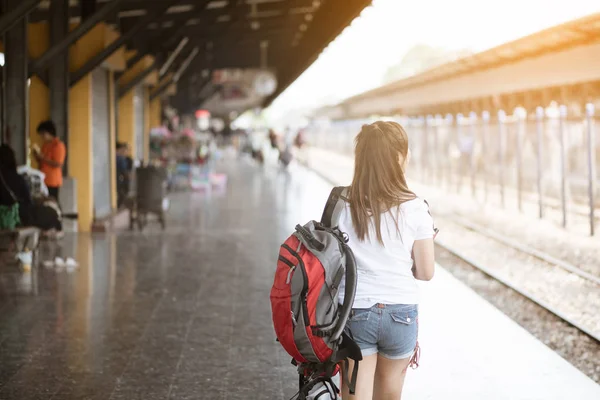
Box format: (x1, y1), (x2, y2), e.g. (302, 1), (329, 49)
(345, 303), (418, 360)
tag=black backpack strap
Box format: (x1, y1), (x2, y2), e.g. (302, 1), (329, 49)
(320, 186), (346, 228)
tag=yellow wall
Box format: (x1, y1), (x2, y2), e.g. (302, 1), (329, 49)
(29, 78), (50, 169)
(66, 23), (125, 230)
(28, 23), (51, 169)
(118, 57), (157, 161)
(68, 76), (93, 231)
(69, 22), (125, 72)
(149, 98), (162, 129)
(118, 91), (135, 154)
(119, 56), (154, 86)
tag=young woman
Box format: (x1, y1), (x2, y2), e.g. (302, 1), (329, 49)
(339, 121), (436, 399)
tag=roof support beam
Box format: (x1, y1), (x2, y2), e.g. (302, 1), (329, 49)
(0, 0), (42, 36)
(70, 0), (181, 87)
(126, 48), (151, 69)
(150, 77), (175, 101)
(80, 0), (97, 20)
(150, 47), (199, 101)
(29, 0), (124, 78)
(118, 59), (160, 99)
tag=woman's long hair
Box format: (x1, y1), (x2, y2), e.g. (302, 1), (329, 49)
(0, 144), (17, 172)
(349, 121), (416, 244)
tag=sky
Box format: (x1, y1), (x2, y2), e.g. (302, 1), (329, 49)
(265, 0), (600, 123)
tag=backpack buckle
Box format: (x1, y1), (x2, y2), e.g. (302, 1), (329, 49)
(312, 328), (331, 338)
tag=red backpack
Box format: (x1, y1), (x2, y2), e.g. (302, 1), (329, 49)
(270, 187), (362, 398)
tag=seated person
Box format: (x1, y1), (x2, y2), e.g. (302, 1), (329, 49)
(0, 144), (62, 236)
(0, 144), (32, 228)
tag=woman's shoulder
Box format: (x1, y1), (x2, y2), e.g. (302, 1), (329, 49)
(400, 196), (430, 213)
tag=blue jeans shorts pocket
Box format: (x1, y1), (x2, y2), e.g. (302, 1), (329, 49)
(389, 308), (417, 325)
(380, 305), (418, 359)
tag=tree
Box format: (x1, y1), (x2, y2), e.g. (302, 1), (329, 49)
(383, 44), (473, 84)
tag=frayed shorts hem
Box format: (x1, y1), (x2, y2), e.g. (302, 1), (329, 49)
(378, 349), (415, 360)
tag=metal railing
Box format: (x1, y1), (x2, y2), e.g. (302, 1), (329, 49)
(307, 104), (598, 236)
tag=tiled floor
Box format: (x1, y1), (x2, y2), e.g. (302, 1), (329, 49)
(2, 157), (599, 400)
(0, 160), (332, 400)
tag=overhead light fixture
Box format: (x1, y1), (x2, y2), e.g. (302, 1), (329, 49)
(305, 14), (313, 22)
(250, 10), (283, 18)
(186, 18), (201, 26)
(173, 47), (200, 83)
(206, 0), (228, 9)
(118, 9), (147, 18)
(251, 21), (261, 30)
(167, 5), (194, 14)
(159, 37), (189, 77)
(217, 15), (231, 22)
(289, 7), (314, 15)
(313, 1), (321, 7)
(246, 0), (285, 4)
(299, 24), (307, 32)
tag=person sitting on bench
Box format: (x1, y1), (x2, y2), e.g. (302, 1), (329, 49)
(0, 144), (62, 237)
(0, 144), (32, 228)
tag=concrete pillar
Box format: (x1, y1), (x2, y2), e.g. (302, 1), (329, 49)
(3, 0), (28, 165)
(49, 0), (69, 171)
(27, 23), (50, 171)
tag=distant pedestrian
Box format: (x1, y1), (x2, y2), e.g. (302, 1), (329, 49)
(33, 120), (66, 202)
(116, 142), (133, 208)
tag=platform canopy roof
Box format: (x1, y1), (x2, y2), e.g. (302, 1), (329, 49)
(31, 0), (372, 116)
(320, 12), (600, 118)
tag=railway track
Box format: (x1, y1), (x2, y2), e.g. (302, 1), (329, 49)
(442, 214), (600, 285)
(436, 216), (600, 344)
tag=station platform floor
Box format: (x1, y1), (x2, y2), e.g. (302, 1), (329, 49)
(0, 157), (598, 399)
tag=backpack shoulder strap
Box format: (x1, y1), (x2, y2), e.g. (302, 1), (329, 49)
(320, 186), (347, 228)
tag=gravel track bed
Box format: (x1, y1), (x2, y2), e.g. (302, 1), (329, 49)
(411, 181), (600, 279)
(436, 245), (600, 384)
(437, 217), (600, 339)
(448, 206), (600, 279)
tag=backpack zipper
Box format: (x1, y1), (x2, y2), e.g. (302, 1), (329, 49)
(286, 266), (296, 284)
(281, 243), (310, 326)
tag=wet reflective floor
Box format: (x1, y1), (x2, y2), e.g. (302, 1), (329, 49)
(0, 160), (332, 400)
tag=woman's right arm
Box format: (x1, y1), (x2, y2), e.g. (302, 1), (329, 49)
(412, 238), (435, 281)
(411, 199), (436, 281)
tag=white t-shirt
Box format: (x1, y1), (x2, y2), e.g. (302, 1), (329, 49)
(338, 198), (434, 308)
